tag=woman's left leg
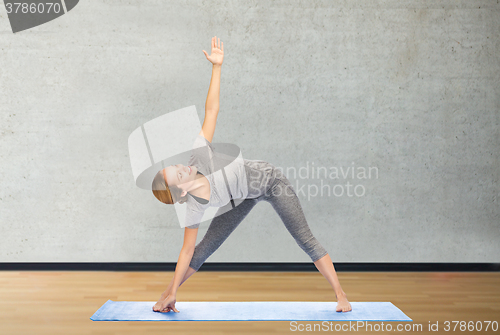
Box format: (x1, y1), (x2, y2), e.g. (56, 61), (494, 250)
(189, 197), (261, 272)
(263, 176), (352, 312)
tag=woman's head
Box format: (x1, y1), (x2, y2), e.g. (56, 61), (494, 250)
(152, 164), (198, 204)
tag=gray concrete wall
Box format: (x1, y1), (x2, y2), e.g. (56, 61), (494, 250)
(0, 0), (498, 263)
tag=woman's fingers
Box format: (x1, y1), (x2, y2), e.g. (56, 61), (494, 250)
(160, 307), (179, 313)
(208, 36), (223, 52)
(212, 36), (221, 50)
(156, 303), (179, 313)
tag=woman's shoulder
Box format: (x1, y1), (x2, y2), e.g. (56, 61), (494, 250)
(186, 193), (210, 208)
(189, 135), (215, 166)
(193, 133), (215, 152)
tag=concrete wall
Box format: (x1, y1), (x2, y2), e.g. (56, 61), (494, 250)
(1, 0), (498, 262)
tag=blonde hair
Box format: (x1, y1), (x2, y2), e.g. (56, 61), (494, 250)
(151, 168), (188, 205)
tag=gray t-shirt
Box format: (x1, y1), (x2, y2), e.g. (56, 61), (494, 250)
(184, 134), (276, 229)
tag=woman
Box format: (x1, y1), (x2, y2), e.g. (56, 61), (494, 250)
(152, 36), (352, 313)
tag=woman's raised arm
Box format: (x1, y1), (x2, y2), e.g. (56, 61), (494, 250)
(201, 36), (224, 143)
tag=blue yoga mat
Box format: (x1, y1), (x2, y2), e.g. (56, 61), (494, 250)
(90, 300), (412, 322)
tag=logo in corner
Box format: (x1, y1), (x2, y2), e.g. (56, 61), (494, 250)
(4, 0), (79, 33)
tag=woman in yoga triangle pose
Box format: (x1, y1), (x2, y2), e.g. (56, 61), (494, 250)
(152, 36), (352, 314)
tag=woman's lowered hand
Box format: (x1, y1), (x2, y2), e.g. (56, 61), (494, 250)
(152, 294), (180, 313)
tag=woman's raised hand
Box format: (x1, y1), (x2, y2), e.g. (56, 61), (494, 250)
(203, 36), (224, 66)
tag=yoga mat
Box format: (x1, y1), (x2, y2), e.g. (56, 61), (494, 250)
(90, 300), (412, 322)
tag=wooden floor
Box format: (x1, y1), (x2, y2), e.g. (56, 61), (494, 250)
(1, 271), (499, 334)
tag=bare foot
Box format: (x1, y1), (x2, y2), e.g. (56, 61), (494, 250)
(336, 293), (352, 312)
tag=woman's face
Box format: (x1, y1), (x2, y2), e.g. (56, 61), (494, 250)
(162, 164), (198, 196)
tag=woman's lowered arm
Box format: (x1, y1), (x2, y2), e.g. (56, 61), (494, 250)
(158, 226), (198, 300)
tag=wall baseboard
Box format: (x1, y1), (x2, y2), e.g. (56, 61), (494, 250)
(0, 262), (499, 271)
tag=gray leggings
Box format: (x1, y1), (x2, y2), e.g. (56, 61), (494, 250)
(189, 170), (328, 271)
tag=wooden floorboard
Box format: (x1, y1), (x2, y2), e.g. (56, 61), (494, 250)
(0, 271), (499, 334)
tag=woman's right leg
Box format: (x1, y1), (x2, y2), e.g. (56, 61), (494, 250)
(188, 197), (261, 273)
(263, 173), (351, 312)
(263, 176), (328, 263)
